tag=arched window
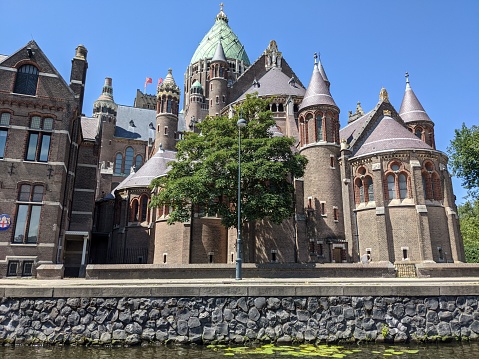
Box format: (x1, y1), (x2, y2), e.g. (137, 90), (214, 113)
(358, 180), (364, 203)
(316, 114), (323, 142)
(385, 161), (410, 201)
(131, 199), (139, 221)
(366, 176), (374, 202)
(271, 104), (277, 112)
(355, 171), (374, 205)
(135, 155), (143, 170)
(14, 64), (39, 95)
(398, 174), (407, 199)
(278, 104), (284, 112)
(415, 127), (423, 139)
(422, 162), (442, 201)
(387, 174), (396, 199)
(167, 98), (172, 113)
(114, 153), (123, 174)
(140, 195), (148, 222)
(124, 147), (134, 173)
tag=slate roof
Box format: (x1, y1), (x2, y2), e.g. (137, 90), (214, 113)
(114, 105), (156, 141)
(353, 115), (432, 157)
(80, 116), (100, 141)
(339, 110), (374, 145)
(115, 150), (177, 190)
(299, 63), (337, 110)
(236, 67), (305, 101)
(399, 80), (433, 123)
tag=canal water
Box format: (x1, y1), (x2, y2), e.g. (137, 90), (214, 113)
(1, 342), (479, 358)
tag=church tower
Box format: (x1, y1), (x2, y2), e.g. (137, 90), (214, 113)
(208, 40), (228, 116)
(183, 4), (250, 123)
(297, 54), (345, 262)
(156, 69), (180, 152)
(399, 72), (436, 149)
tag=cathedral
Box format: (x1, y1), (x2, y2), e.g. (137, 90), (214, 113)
(0, 5), (464, 277)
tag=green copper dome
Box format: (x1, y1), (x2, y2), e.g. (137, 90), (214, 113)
(190, 5), (250, 66)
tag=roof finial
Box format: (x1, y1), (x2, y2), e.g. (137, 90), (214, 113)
(216, 2), (228, 22)
(405, 71), (411, 89)
(314, 52), (318, 65)
(379, 87), (389, 103)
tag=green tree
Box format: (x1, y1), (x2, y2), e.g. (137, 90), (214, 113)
(447, 123), (479, 200)
(458, 200), (479, 263)
(149, 94), (308, 228)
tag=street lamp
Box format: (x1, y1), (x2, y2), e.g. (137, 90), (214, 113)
(236, 118), (247, 280)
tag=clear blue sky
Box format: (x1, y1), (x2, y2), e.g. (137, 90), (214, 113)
(2, 0), (478, 203)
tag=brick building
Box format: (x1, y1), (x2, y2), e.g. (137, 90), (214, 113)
(0, 5), (464, 277)
(88, 5), (462, 268)
(0, 41), (90, 277)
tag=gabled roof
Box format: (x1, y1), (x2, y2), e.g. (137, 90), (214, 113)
(0, 40), (76, 99)
(114, 105), (156, 141)
(236, 67), (305, 101)
(399, 76), (433, 124)
(115, 150), (177, 190)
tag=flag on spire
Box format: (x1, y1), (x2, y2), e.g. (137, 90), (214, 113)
(158, 78), (163, 86)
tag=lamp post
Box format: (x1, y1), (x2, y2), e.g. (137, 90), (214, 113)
(236, 118), (247, 280)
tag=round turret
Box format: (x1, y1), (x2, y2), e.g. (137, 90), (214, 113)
(156, 69), (180, 151)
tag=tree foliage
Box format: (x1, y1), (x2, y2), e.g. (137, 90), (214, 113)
(149, 94), (308, 228)
(447, 123), (479, 200)
(459, 200), (479, 263)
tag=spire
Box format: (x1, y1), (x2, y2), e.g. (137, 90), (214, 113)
(211, 39), (227, 63)
(399, 72), (433, 123)
(157, 68), (180, 99)
(216, 2), (228, 23)
(315, 52), (330, 88)
(299, 53), (338, 111)
(93, 77), (117, 115)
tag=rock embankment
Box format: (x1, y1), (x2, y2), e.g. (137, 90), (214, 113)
(1, 296), (479, 345)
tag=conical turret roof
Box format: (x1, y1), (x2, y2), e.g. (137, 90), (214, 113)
(399, 73), (433, 124)
(299, 57), (337, 111)
(190, 4), (250, 65)
(211, 40), (227, 63)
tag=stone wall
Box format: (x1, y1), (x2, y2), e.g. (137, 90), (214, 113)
(1, 295), (479, 345)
